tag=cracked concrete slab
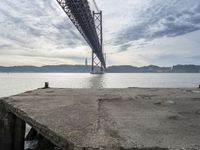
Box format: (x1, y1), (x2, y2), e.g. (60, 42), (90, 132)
(0, 88), (200, 150)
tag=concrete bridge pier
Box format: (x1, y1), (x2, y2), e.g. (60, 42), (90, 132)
(0, 103), (25, 150)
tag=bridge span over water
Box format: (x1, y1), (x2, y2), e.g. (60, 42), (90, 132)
(56, 0), (106, 73)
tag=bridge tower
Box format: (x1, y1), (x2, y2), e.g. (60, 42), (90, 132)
(91, 11), (105, 74)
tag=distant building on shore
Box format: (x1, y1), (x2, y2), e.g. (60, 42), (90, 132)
(85, 58), (88, 66)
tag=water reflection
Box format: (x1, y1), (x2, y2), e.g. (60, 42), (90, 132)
(88, 74), (105, 88)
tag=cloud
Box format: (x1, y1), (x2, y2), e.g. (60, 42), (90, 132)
(0, 55), (79, 66)
(0, 0), (200, 66)
(113, 0), (200, 50)
(0, 44), (12, 49)
(0, 0), (86, 55)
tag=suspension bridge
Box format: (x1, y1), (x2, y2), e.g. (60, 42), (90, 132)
(56, 0), (106, 73)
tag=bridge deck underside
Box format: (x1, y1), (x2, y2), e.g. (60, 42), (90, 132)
(57, 0), (105, 67)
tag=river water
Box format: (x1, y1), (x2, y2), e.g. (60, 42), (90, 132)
(0, 73), (199, 97)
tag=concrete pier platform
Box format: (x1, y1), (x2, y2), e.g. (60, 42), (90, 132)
(0, 88), (200, 150)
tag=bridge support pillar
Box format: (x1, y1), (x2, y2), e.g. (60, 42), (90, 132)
(91, 11), (106, 74)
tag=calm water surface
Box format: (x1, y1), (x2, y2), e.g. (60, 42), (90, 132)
(0, 73), (199, 97)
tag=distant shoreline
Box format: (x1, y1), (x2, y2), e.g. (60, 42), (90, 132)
(0, 72), (200, 74)
(0, 64), (200, 73)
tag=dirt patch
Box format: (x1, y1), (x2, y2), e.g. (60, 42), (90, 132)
(195, 109), (200, 115)
(168, 115), (184, 121)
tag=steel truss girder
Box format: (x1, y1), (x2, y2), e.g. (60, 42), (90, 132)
(56, 0), (105, 68)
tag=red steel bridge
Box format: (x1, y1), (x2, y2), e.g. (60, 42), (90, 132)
(56, 0), (106, 72)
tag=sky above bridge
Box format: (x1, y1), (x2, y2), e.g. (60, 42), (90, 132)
(0, 0), (200, 66)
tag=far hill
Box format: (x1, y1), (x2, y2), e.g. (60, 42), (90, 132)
(171, 65), (200, 73)
(0, 65), (91, 73)
(106, 65), (171, 73)
(0, 65), (199, 73)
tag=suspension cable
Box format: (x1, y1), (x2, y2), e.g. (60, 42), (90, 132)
(92, 0), (100, 12)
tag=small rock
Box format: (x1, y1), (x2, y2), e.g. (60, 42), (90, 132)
(154, 101), (162, 105)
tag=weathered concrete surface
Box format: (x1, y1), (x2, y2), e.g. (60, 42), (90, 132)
(0, 102), (25, 150)
(0, 88), (200, 150)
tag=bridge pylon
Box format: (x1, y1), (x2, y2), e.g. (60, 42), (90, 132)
(91, 11), (106, 74)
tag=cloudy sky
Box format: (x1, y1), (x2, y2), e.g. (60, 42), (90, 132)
(0, 0), (200, 66)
